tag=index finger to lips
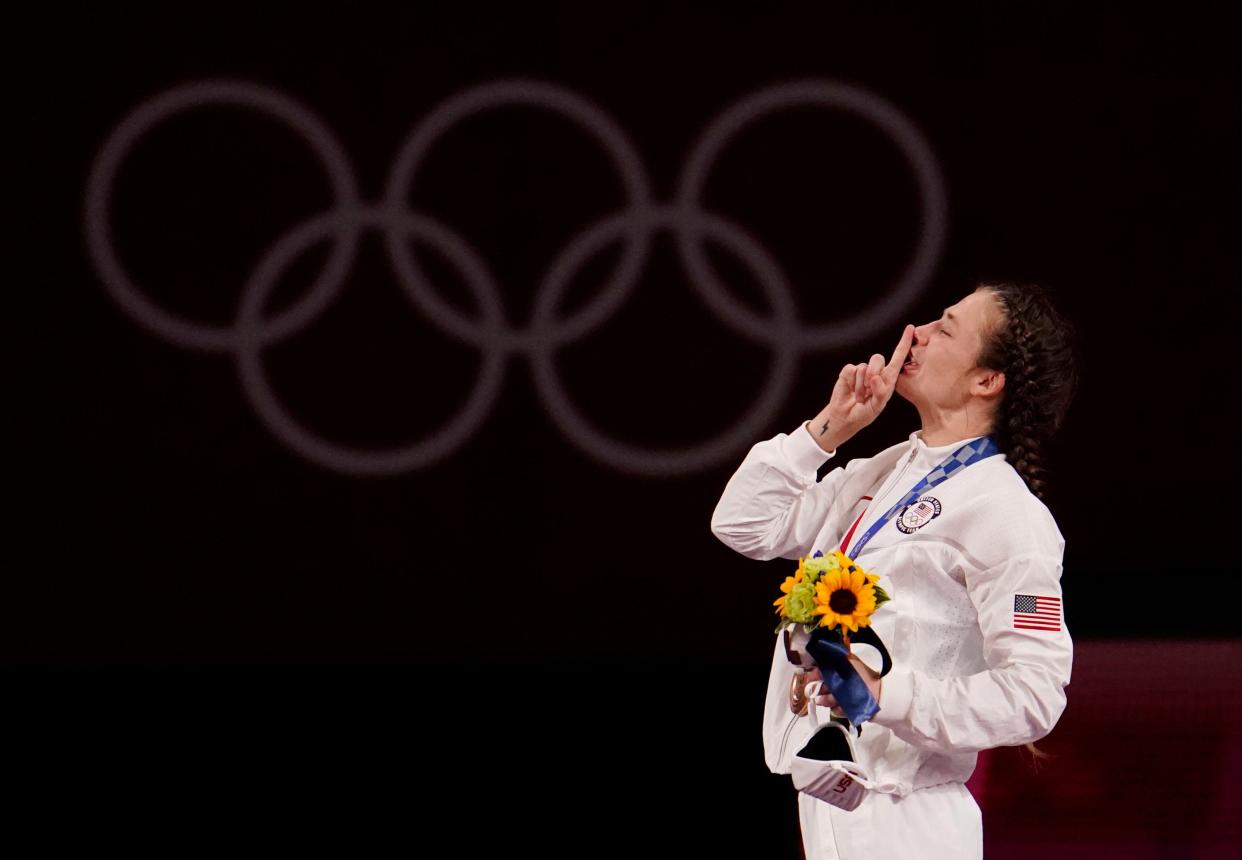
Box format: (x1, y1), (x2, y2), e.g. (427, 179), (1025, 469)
(886, 324), (915, 374)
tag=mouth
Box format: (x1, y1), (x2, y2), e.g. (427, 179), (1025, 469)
(901, 350), (919, 373)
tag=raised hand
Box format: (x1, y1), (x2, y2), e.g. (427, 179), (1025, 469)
(808, 324), (915, 452)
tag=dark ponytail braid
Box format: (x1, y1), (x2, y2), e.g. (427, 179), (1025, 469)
(975, 282), (1080, 502)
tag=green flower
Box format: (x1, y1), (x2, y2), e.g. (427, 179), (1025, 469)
(783, 581), (819, 624)
(800, 553), (841, 584)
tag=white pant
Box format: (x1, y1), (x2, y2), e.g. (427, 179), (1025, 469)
(797, 781), (982, 860)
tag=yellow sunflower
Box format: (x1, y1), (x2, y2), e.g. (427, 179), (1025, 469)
(812, 567), (878, 633)
(834, 551), (884, 584)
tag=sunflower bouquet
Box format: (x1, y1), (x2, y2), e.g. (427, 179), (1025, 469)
(774, 549), (890, 644)
(775, 549), (893, 727)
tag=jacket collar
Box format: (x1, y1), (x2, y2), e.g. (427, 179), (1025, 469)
(907, 428), (989, 458)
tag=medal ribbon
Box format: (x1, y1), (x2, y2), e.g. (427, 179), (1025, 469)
(845, 435), (1001, 560)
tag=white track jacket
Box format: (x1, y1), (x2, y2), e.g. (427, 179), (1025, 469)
(710, 421), (1072, 796)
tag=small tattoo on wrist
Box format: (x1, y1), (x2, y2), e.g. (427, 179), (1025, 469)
(820, 421), (829, 436)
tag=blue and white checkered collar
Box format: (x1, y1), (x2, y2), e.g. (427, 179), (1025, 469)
(908, 428), (989, 458)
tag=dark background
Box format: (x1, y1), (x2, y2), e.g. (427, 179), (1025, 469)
(13, 2), (1240, 855)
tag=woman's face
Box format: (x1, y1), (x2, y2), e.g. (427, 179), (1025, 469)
(896, 289), (1004, 410)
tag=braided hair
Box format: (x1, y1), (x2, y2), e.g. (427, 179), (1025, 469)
(974, 282), (1080, 502)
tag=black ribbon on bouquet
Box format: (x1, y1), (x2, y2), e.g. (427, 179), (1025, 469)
(805, 624), (893, 727)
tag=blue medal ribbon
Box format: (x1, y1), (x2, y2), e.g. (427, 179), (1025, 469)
(807, 631), (873, 722)
(847, 435), (1000, 560)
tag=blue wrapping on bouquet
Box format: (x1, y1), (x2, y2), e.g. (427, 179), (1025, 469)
(805, 625), (892, 728)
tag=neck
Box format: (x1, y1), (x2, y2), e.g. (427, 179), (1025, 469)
(915, 404), (994, 447)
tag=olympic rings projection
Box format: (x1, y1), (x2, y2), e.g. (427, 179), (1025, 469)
(84, 78), (947, 477)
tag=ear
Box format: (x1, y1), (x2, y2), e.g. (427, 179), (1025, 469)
(975, 369), (1005, 398)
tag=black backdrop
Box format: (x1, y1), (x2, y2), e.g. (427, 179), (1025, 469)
(13, 2), (1240, 853)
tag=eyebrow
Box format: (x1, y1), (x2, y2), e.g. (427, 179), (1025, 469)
(942, 310), (957, 325)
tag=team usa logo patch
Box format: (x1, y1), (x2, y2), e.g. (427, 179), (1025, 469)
(1013, 594), (1062, 631)
(896, 496), (942, 533)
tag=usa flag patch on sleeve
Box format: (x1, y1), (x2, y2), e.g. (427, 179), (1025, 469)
(1013, 594), (1062, 631)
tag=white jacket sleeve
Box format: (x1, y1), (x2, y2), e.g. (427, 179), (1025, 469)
(709, 421), (858, 562)
(761, 630), (803, 773)
(870, 533), (1073, 754)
